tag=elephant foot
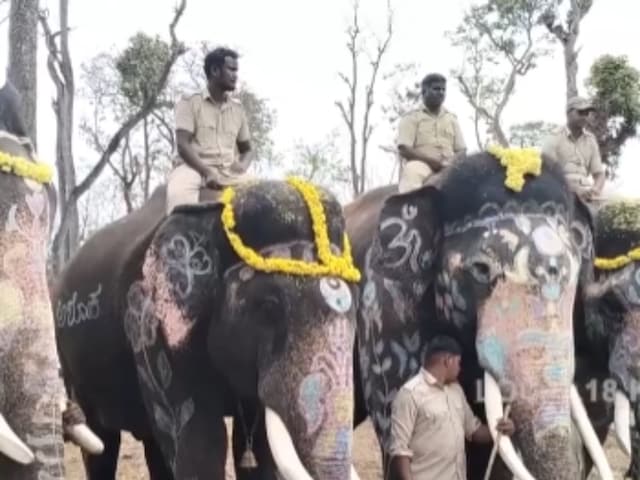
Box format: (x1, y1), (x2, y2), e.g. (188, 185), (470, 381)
(62, 400), (105, 454)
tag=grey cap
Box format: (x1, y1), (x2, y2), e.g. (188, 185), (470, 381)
(567, 96), (594, 112)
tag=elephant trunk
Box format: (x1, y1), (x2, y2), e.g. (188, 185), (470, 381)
(259, 315), (358, 479)
(477, 279), (613, 479)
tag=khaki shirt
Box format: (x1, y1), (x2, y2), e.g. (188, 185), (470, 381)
(541, 127), (604, 193)
(174, 90), (250, 169)
(390, 369), (481, 480)
(397, 108), (466, 164)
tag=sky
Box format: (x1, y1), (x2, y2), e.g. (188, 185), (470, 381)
(1, 0), (639, 204)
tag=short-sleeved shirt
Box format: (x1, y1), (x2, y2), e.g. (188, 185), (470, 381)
(389, 369), (481, 480)
(174, 90), (250, 169)
(397, 108), (466, 165)
(541, 127), (604, 192)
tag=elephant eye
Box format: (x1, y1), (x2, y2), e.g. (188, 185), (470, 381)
(470, 261), (492, 284)
(255, 295), (284, 323)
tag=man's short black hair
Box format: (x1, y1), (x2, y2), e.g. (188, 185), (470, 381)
(424, 335), (462, 362)
(203, 47), (239, 79)
(421, 73), (446, 91)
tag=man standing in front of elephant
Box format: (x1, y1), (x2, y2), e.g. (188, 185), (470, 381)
(396, 73), (466, 193)
(541, 96), (606, 201)
(389, 336), (515, 480)
(166, 47), (253, 213)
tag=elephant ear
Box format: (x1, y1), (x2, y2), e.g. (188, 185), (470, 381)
(370, 183), (442, 283)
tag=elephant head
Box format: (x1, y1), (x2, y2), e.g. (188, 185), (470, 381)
(124, 179), (360, 478)
(0, 81), (102, 477)
(367, 150), (612, 479)
(583, 198), (640, 476)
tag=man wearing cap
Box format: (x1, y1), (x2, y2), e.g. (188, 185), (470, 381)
(396, 73), (466, 193)
(389, 335), (515, 480)
(541, 96), (605, 201)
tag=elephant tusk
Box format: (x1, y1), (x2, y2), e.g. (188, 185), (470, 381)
(66, 423), (105, 455)
(0, 413), (35, 465)
(614, 390), (632, 457)
(265, 407), (314, 480)
(350, 464), (361, 480)
(484, 372), (536, 480)
(570, 385), (614, 480)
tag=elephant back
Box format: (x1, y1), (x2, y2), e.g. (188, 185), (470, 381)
(53, 185), (167, 314)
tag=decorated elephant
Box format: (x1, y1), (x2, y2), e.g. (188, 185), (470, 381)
(0, 82), (102, 478)
(578, 198), (640, 477)
(344, 147), (615, 479)
(54, 177), (363, 478)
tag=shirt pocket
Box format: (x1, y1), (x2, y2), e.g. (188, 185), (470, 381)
(416, 399), (449, 430)
(196, 117), (219, 149)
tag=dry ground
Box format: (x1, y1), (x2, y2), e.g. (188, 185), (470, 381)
(64, 419), (628, 479)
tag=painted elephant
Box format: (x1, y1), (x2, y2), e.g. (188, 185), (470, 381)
(54, 178), (363, 479)
(0, 82), (102, 478)
(345, 150), (614, 479)
(578, 198), (640, 478)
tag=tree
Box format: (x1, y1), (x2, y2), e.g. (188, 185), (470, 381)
(449, 0), (555, 147)
(541, 0), (594, 100)
(509, 120), (560, 147)
(7, 0), (39, 141)
(586, 55), (640, 175)
(335, 0), (394, 197)
(40, 0), (188, 274)
(287, 132), (351, 201)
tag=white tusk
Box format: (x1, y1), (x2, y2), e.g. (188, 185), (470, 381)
(0, 413), (35, 464)
(266, 407), (314, 480)
(614, 390), (632, 457)
(351, 464), (361, 479)
(66, 423), (105, 455)
(570, 385), (614, 480)
(484, 372), (536, 480)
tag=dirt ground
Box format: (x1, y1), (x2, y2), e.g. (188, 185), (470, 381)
(64, 419), (628, 479)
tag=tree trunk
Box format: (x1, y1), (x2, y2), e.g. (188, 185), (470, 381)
(7, 0), (39, 143)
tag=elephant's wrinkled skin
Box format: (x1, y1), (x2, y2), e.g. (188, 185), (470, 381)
(0, 83), (66, 478)
(345, 152), (611, 479)
(581, 199), (640, 478)
(54, 180), (360, 479)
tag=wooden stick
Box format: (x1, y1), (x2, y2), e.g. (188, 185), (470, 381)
(483, 404), (512, 480)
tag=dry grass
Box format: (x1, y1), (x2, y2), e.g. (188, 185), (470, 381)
(64, 420), (627, 479)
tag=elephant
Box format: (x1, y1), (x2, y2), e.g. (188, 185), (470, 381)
(344, 149), (615, 480)
(0, 82), (102, 478)
(53, 178), (363, 479)
(578, 198), (640, 478)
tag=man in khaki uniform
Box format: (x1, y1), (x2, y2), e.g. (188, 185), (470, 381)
(541, 96), (605, 201)
(390, 336), (514, 480)
(166, 47), (253, 213)
(396, 73), (466, 193)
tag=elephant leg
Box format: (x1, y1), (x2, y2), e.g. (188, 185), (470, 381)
(82, 426), (120, 480)
(143, 436), (173, 480)
(232, 402), (276, 480)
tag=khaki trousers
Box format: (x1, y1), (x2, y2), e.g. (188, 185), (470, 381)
(398, 160), (434, 193)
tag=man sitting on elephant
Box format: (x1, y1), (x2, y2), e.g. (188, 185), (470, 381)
(166, 46), (254, 214)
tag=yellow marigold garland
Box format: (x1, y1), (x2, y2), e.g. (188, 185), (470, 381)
(0, 151), (53, 184)
(594, 246), (640, 270)
(487, 145), (542, 192)
(221, 177), (361, 282)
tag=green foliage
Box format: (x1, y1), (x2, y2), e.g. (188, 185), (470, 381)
(115, 33), (172, 107)
(448, 0), (555, 146)
(509, 120), (560, 147)
(586, 55), (640, 174)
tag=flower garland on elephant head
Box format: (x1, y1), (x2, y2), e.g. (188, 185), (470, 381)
(0, 151), (53, 184)
(487, 144), (542, 193)
(220, 177), (361, 283)
(594, 247), (640, 271)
